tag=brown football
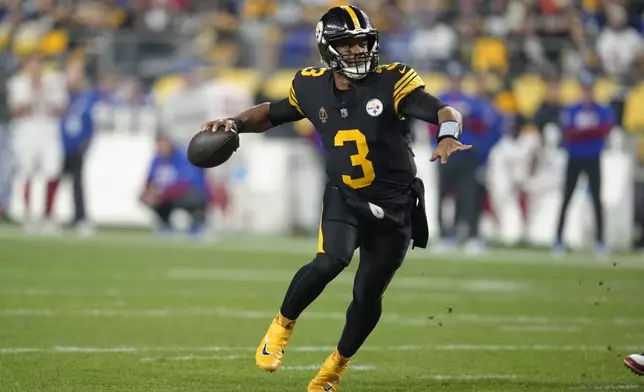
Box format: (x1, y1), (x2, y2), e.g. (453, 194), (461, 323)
(187, 127), (239, 168)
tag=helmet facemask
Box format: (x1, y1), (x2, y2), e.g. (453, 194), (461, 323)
(321, 31), (379, 80)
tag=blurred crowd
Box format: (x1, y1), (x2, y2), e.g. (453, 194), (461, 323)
(1, 0), (644, 249)
(3, 0), (644, 90)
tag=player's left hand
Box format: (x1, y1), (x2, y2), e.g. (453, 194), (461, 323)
(430, 137), (472, 164)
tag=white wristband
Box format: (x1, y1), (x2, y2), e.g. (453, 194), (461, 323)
(437, 121), (461, 140)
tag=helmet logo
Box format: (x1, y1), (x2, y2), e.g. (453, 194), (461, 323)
(366, 99), (383, 117)
(315, 21), (324, 43)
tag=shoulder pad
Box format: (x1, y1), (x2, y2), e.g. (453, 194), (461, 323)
(290, 67), (330, 115)
(376, 62), (426, 114)
(291, 67), (330, 95)
(288, 69), (322, 116)
(375, 62), (409, 75)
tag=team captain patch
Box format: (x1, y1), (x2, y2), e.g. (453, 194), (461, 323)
(366, 98), (383, 117)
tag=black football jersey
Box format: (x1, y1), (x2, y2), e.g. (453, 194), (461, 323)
(288, 63), (426, 203)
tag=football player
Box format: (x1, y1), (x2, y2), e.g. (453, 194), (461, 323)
(200, 5), (470, 391)
(625, 353), (644, 376)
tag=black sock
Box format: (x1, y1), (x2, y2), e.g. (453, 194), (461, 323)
(336, 297), (383, 358)
(337, 261), (396, 358)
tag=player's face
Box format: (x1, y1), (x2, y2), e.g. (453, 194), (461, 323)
(333, 37), (369, 67)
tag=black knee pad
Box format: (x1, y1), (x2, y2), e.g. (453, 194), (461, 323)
(309, 253), (348, 280)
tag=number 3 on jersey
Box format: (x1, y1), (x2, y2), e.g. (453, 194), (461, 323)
(334, 129), (375, 189)
(301, 67), (327, 77)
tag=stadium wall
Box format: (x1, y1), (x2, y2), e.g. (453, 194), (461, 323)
(8, 131), (634, 250)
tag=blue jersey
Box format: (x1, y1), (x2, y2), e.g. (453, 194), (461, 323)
(60, 90), (100, 153)
(560, 102), (614, 158)
(435, 92), (501, 164)
(476, 97), (503, 164)
(146, 147), (207, 197)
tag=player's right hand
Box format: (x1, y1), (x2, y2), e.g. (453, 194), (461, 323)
(199, 119), (236, 133)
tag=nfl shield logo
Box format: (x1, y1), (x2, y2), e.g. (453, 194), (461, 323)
(340, 108), (348, 118)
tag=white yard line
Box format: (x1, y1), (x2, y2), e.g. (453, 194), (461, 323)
(431, 345), (621, 351)
(167, 268), (531, 293)
(422, 374), (518, 381)
(498, 325), (582, 333)
(1, 344), (641, 355)
(1, 227), (643, 270)
(0, 288), (631, 307)
(140, 355), (243, 362)
(2, 307), (642, 327)
(281, 364), (374, 371)
(570, 386), (643, 391)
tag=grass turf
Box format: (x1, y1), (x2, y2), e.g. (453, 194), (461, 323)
(0, 228), (643, 391)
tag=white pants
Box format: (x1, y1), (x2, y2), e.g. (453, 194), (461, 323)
(12, 120), (62, 179)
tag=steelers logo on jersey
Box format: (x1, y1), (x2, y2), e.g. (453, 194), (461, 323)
(366, 98), (383, 117)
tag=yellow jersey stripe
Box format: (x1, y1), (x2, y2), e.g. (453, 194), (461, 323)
(386, 62), (400, 71)
(394, 74), (425, 114)
(393, 73), (419, 102)
(394, 73), (423, 103)
(289, 94), (304, 116)
(341, 5), (361, 30)
(289, 81), (304, 115)
(289, 88), (299, 105)
(393, 70), (417, 95)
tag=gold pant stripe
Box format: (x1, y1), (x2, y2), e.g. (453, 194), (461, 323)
(317, 204), (324, 253)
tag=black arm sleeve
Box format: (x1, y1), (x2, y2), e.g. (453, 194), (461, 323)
(398, 87), (448, 125)
(268, 98), (305, 126)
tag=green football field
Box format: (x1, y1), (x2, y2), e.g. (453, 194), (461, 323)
(1, 228), (643, 392)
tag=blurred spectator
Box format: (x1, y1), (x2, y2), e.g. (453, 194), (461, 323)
(158, 64), (211, 145)
(522, 0), (581, 75)
(554, 72), (615, 255)
(596, 3), (644, 81)
(626, 0), (644, 34)
(533, 77), (562, 141)
(140, 133), (209, 238)
(378, 0), (411, 64)
(409, 12), (458, 71)
(486, 94), (538, 246)
(431, 62), (488, 252)
(472, 73), (504, 245)
(92, 72), (119, 134)
(8, 52), (67, 232)
(483, 0), (510, 38)
(278, 17), (312, 68)
(0, 0), (21, 223)
(56, 59), (100, 235)
(112, 76), (156, 135)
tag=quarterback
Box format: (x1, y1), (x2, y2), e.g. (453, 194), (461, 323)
(200, 5), (471, 391)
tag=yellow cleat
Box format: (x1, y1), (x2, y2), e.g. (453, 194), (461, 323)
(255, 312), (295, 372)
(307, 349), (351, 392)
